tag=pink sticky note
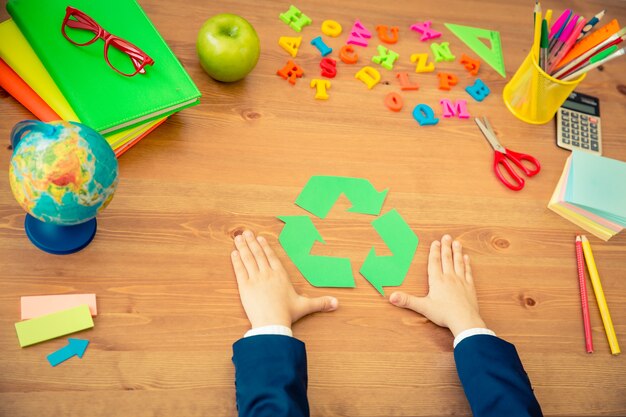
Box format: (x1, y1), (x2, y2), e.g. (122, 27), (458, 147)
(21, 294), (97, 320)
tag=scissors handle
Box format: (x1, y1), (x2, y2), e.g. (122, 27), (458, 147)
(504, 148), (541, 177)
(493, 148), (541, 191)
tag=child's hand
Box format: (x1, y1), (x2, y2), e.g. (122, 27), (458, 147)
(389, 235), (486, 337)
(231, 230), (338, 329)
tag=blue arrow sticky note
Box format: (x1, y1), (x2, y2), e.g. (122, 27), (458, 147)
(47, 338), (89, 367)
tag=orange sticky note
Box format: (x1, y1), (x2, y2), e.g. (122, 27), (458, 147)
(21, 294), (97, 319)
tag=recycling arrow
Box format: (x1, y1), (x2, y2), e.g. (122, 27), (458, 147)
(360, 209), (419, 295)
(295, 176), (388, 218)
(278, 175), (418, 295)
(278, 215), (355, 288)
(47, 338), (89, 367)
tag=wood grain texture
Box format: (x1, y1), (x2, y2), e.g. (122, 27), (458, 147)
(1, 0), (625, 415)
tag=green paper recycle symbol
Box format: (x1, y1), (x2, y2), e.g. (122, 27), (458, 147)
(278, 176), (419, 295)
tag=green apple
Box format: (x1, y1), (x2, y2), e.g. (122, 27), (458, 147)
(196, 13), (260, 82)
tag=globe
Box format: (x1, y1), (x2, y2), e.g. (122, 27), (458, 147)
(8, 120), (119, 254)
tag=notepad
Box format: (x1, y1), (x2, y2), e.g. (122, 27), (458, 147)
(7, 0), (200, 135)
(548, 151), (626, 241)
(15, 305), (94, 347)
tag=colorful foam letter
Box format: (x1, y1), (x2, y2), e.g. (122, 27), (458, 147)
(396, 72), (419, 90)
(340, 45), (359, 64)
(465, 78), (491, 101)
(355, 66), (381, 89)
(311, 79), (331, 100)
(376, 25), (399, 44)
(310, 36), (332, 57)
(321, 20), (342, 37)
(371, 45), (399, 70)
(412, 104), (439, 126)
(440, 99), (470, 118)
(320, 58), (337, 78)
(437, 72), (458, 90)
(410, 53), (435, 73)
(460, 54), (480, 75)
(278, 36), (302, 57)
(430, 42), (455, 62)
(347, 20), (372, 47)
(410, 21), (442, 41)
(277, 60), (304, 85)
(384, 92), (403, 112)
(279, 5), (312, 33)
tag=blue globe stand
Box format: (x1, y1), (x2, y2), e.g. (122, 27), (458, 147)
(24, 215), (97, 255)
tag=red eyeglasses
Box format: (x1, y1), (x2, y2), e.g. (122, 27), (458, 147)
(61, 6), (154, 77)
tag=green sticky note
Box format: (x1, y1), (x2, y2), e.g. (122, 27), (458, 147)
(565, 151), (626, 226)
(15, 304), (94, 347)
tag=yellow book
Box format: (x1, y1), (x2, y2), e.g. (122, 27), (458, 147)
(0, 19), (164, 152)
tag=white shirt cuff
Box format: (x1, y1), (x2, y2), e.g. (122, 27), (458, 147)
(453, 328), (496, 348)
(244, 325), (293, 338)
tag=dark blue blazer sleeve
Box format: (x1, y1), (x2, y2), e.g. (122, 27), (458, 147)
(454, 335), (543, 417)
(232, 335), (309, 417)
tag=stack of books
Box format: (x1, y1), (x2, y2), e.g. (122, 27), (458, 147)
(1, 0), (200, 157)
(549, 151), (626, 241)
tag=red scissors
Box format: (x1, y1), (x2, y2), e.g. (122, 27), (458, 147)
(474, 117), (541, 191)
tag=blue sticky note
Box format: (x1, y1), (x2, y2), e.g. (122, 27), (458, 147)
(565, 151), (626, 225)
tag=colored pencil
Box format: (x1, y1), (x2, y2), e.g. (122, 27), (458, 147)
(579, 9), (606, 40)
(580, 236), (620, 355)
(575, 236), (594, 353)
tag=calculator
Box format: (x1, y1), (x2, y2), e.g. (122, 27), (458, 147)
(556, 91), (602, 155)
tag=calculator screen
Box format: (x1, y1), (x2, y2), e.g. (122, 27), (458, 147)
(563, 100), (598, 116)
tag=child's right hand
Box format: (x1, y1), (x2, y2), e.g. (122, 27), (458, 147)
(389, 235), (487, 337)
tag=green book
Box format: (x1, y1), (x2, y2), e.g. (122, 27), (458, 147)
(7, 0), (200, 134)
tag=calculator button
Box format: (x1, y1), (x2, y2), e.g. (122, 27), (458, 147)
(581, 126), (588, 132)
(582, 137), (589, 143)
(562, 121), (570, 127)
(562, 137), (570, 144)
(563, 132), (570, 139)
(581, 114), (588, 120)
(582, 131), (589, 137)
(562, 110), (570, 116)
(589, 117), (598, 124)
(563, 127), (570, 133)
(571, 113), (579, 119)
(581, 120), (588, 126)
(582, 143), (590, 149)
(591, 142), (599, 151)
(590, 127), (597, 133)
(591, 134), (598, 140)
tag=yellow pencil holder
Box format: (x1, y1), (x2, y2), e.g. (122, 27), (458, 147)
(502, 51), (586, 124)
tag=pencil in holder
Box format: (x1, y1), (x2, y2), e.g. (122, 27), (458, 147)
(502, 50), (586, 125)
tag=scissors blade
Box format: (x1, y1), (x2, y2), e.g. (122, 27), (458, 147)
(474, 117), (506, 153)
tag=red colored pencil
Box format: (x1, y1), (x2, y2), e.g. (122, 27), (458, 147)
(575, 235), (594, 353)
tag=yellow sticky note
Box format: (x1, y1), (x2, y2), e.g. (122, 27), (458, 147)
(15, 305), (94, 347)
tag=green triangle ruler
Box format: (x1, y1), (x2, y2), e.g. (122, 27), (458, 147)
(444, 23), (506, 77)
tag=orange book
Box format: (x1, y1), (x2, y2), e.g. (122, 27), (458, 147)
(0, 57), (59, 121)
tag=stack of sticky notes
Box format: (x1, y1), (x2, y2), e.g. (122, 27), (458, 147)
(1, 0), (201, 157)
(549, 151), (626, 241)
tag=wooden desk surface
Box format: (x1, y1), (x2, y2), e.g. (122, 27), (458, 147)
(1, 0), (625, 415)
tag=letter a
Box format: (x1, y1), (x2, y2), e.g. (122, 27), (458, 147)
(355, 66), (381, 89)
(440, 99), (470, 118)
(278, 36), (302, 57)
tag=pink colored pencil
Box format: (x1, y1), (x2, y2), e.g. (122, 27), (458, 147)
(575, 236), (594, 353)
